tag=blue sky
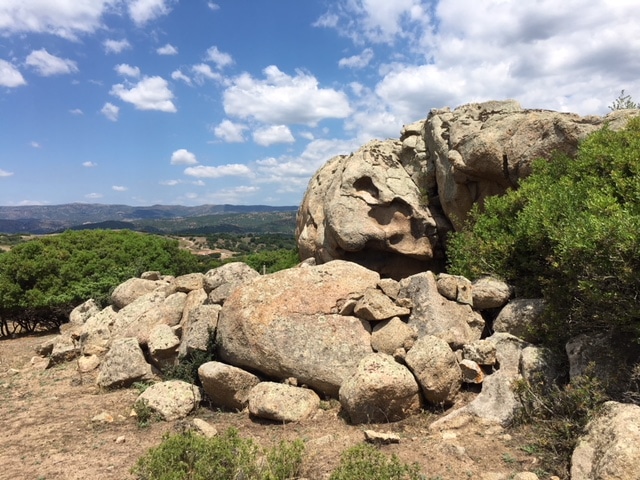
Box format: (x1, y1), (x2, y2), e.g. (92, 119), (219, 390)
(1, 1), (639, 207)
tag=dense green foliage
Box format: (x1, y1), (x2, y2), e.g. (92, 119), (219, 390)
(0, 230), (199, 336)
(329, 444), (424, 480)
(132, 428), (304, 480)
(448, 117), (640, 342)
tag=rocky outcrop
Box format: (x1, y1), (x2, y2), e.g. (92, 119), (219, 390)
(571, 401), (640, 480)
(297, 101), (640, 273)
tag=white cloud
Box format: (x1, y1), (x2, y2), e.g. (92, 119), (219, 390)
(157, 43), (178, 55)
(339, 48), (374, 69)
(85, 192), (103, 199)
(103, 39), (131, 54)
(253, 125), (295, 146)
(223, 65), (351, 126)
(70, 108), (84, 115)
(0, 59), (26, 87)
(83, 161), (97, 167)
(171, 149), (198, 165)
(184, 164), (252, 179)
(101, 102), (119, 121)
(0, 0), (119, 40)
(128, 0), (173, 26)
(110, 76), (176, 112)
(25, 49), (78, 76)
(192, 63), (223, 84)
(30, 141), (42, 148)
(205, 46), (233, 69)
(112, 185), (127, 191)
(207, 2), (220, 11)
(160, 179), (181, 186)
(115, 64), (140, 78)
(0, 168), (14, 177)
(213, 119), (248, 143)
(171, 69), (192, 85)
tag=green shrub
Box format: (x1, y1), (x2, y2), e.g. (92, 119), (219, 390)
(513, 371), (608, 477)
(163, 328), (217, 385)
(329, 443), (424, 480)
(448, 117), (640, 344)
(132, 428), (304, 480)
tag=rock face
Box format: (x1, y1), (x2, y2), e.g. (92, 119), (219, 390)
(297, 101), (640, 271)
(217, 261), (377, 397)
(96, 337), (153, 388)
(571, 402), (640, 480)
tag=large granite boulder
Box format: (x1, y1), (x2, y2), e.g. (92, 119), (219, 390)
(135, 380), (201, 421)
(216, 260), (377, 397)
(296, 140), (446, 278)
(248, 382), (320, 423)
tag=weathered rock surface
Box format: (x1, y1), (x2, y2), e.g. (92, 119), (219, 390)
(217, 261), (377, 397)
(198, 361), (261, 411)
(203, 262), (260, 304)
(111, 277), (168, 309)
(571, 401), (640, 480)
(471, 277), (512, 310)
(248, 382), (320, 423)
(436, 274), (473, 306)
(405, 335), (462, 406)
(148, 324), (180, 368)
(178, 304), (221, 358)
(136, 380), (201, 421)
(96, 337), (153, 388)
(296, 140), (445, 278)
(339, 353), (422, 424)
(493, 298), (546, 342)
(399, 271), (484, 349)
(370, 317), (417, 355)
(353, 288), (410, 321)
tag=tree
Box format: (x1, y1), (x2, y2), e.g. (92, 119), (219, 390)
(609, 90), (638, 111)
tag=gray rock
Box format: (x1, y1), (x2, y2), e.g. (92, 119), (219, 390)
(178, 304), (221, 358)
(49, 333), (80, 365)
(96, 337), (153, 388)
(571, 401), (640, 480)
(399, 271), (484, 349)
(68, 299), (100, 326)
(437, 274), (473, 306)
(370, 317), (417, 355)
(78, 306), (117, 356)
(217, 261), (376, 397)
(462, 340), (497, 366)
(405, 335), (462, 406)
(493, 298), (546, 342)
(471, 277), (511, 310)
(248, 382), (320, 423)
(339, 353), (422, 424)
(198, 361), (261, 411)
(136, 380), (201, 421)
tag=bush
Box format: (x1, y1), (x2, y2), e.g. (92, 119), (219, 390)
(132, 428), (304, 480)
(447, 117), (640, 344)
(0, 229), (199, 336)
(513, 371), (608, 477)
(329, 443), (424, 480)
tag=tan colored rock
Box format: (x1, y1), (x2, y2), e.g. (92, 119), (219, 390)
(217, 260), (377, 397)
(248, 382), (320, 423)
(173, 273), (204, 293)
(437, 273), (473, 306)
(111, 277), (167, 309)
(198, 361), (260, 411)
(370, 317), (417, 355)
(460, 359), (484, 384)
(192, 418), (218, 438)
(353, 288), (410, 321)
(493, 298), (546, 342)
(178, 304), (221, 358)
(96, 337), (153, 389)
(339, 353), (422, 424)
(472, 277), (511, 310)
(78, 354), (101, 373)
(571, 401), (640, 480)
(136, 380), (201, 421)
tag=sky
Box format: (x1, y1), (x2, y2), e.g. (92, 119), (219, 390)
(1, 1), (639, 207)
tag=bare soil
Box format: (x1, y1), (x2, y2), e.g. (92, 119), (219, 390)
(0, 332), (547, 480)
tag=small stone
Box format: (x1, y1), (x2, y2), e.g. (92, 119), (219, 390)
(441, 431), (457, 440)
(192, 418), (218, 438)
(364, 430), (401, 444)
(115, 436), (126, 444)
(92, 412), (114, 424)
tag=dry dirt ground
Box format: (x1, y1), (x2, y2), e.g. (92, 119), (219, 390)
(0, 332), (547, 480)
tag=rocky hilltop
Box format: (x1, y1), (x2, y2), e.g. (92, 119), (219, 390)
(25, 101), (640, 479)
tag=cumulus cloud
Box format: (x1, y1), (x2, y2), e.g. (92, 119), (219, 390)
(184, 164), (252, 179)
(115, 63), (141, 78)
(253, 125), (295, 146)
(207, 2), (220, 11)
(110, 76), (176, 112)
(160, 179), (181, 186)
(223, 65), (351, 126)
(25, 49), (78, 76)
(69, 108), (84, 115)
(205, 46), (233, 69)
(112, 185), (128, 191)
(157, 43), (178, 55)
(128, 0), (173, 26)
(0, 168), (14, 177)
(171, 69), (192, 85)
(213, 119), (248, 143)
(171, 149), (198, 165)
(339, 48), (374, 69)
(103, 39), (131, 54)
(0, 1), (117, 40)
(0, 59), (26, 87)
(101, 102), (119, 121)
(83, 161), (98, 167)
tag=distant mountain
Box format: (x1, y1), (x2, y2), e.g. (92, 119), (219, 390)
(0, 203), (298, 234)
